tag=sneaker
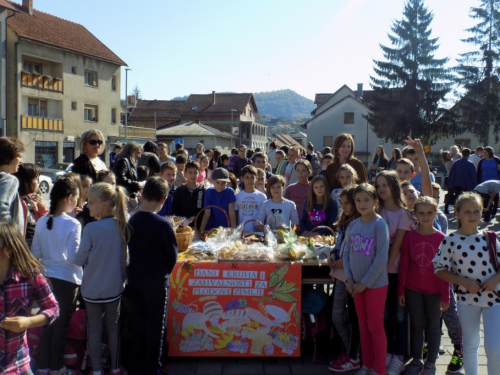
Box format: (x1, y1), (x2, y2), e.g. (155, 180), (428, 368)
(387, 355), (405, 375)
(403, 360), (423, 375)
(421, 362), (436, 375)
(386, 353), (393, 368)
(438, 345), (445, 355)
(111, 369), (128, 375)
(354, 366), (371, 375)
(328, 352), (348, 371)
(422, 344), (428, 360)
(328, 356), (361, 373)
(447, 349), (464, 373)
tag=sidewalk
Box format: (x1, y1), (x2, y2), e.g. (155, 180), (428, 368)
(166, 199), (495, 375)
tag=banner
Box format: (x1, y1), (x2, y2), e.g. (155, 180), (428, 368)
(167, 262), (302, 357)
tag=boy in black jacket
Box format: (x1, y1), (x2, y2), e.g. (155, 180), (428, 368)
(127, 177), (178, 374)
(171, 160), (205, 227)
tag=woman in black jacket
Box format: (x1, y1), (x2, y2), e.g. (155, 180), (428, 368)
(72, 129), (107, 181)
(113, 142), (141, 196)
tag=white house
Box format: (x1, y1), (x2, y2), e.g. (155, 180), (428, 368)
(304, 84), (396, 165)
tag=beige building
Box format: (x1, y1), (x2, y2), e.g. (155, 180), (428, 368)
(5, 0), (128, 167)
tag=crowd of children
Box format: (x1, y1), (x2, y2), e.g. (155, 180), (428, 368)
(0, 135), (499, 375)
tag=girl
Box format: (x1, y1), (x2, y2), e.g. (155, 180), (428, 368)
(284, 160), (312, 215)
(0, 223), (59, 375)
(255, 168), (267, 194)
(226, 173), (239, 194)
(398, 196), (449, 375)
(208, 148), (221, 182)
(197, 153), (209, 183)
(388, 148), (402, 170)
(328, 185), (361, 373)
(343, 183), (389, 375)
(370, 146), (389, 179)
(75, 175), (96, 229)
(330, 164), (358, 219)
(75, 183), (131, 375)
(64, 172), (85, 218)
(375, 171), (413, 374)
(31, 176), (82, 375)
(256, 175), (299, 231)
(13, 163), (48, 247)
(300, 176), (337, 236)
(434, 192), (500, 375)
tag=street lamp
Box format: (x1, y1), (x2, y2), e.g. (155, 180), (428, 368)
(124, 68), (131, 143)
(230, 109), (237, 149)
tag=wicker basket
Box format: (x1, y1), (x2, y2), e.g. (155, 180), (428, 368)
(310, 226), (337, 245)
(194, 205), (231, 240)
(241, 219), (266, 243)
(175, 229), (194, 253)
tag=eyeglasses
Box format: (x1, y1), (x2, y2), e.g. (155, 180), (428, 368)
(88, 140), (103, 146)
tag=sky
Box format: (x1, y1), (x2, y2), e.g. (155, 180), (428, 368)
(34, 0), (478, 101)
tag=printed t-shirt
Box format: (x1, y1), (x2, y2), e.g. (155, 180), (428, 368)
(380, 207), (414, 273)
(235, 190), (267, 231)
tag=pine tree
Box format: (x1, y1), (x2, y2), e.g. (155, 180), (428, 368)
(455, 0), (500, 145)
(365, 0), (454, 145)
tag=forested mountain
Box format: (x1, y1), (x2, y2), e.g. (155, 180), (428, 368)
(253, 89), (314, 120)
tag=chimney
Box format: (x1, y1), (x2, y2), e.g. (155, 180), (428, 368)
(23, 0), (33, 15)
(357, 83), (363, 99)
(212, 91), (216, 105)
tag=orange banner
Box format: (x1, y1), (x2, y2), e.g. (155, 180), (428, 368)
(167, 262), (302, 357)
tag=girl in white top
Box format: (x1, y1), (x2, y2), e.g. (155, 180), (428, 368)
(31, 176), (82, 375)
(434, 192), (500, 375)
(256, 175), (299, 231)
(330, 164), (358, 221)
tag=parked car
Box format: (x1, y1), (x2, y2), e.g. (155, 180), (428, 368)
(41, 162), (73, 182)
(38, 174), (53, 194)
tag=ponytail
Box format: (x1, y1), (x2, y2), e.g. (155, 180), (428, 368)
(87, 183), (131, 243)
(47, 176), (79, 230)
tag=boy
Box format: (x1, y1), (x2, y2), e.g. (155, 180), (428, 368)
(275, 150), (288, 176)
(256, 168), (267, 194)
(431, 182), (448, 233)
(403, 146), (434, 195)
(174, 154), (187, 187)
(235, 166), (267, 231)
(172, 161), (205, 227)
(395, 158), (414, 183)
(253, 152), (273, 180)
(200, 168), (237, 231)
(284, 145), (301, 186)
(233, 145), (252, 179)
(220, 154), (230, 171)
(228, 148), (239, 172)
(474, 180), (500, 222)
(137, 165), (149, 182)
(319, 153), (334, 176)
(157, 162), (177, 217)
(127, 176), (178, 374)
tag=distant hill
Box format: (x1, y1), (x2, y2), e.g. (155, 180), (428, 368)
(253, 89), (314, 121)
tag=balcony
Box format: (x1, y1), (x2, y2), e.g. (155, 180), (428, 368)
(21, 115), (63, 133)
(119, 125), (156, 139)
(21, 71), (63, 93)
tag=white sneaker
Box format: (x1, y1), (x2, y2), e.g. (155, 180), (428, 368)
(354, 366), (371, 375)
(386, 354), (393, 368)
(387, 355), (404, 375)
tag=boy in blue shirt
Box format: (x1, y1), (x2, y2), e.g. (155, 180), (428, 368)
(157, 161), (176, 217)
(200, 168), (237, 231)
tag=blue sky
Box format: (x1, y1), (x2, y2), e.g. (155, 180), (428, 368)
(34, 0), (476, 101)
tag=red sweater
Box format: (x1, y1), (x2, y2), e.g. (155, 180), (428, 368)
(398, 229), (450, 303)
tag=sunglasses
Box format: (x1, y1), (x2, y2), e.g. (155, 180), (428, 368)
(88, 140), (103, 146)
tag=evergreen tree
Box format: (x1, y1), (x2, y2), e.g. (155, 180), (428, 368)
(455, 0), (500, 145)
(365, 0), (454, 144)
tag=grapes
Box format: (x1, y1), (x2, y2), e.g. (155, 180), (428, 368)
(171, 299), (194, 314)
(225, 299), (240, 310)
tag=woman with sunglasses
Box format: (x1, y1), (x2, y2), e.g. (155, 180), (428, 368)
(72, 130), (108, 181)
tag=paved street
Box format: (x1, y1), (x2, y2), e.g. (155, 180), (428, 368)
(166, 197), (494, 375)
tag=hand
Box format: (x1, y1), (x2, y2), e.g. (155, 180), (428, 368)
(398, 295), (406, 307)
(440, 302), (450, 311)
(73, 207), (83, 215)
(0, 317), (30, 332)
(351, 282), (367, 297)
(405, 136), (423, 153)
(463, 278), (482, 294)
(481, 274), (500, 292)
(327, 254), (336, 267)
(333, 259), (343, 269)
(30, 193), (43, 205)
(346, 279), (354, 295)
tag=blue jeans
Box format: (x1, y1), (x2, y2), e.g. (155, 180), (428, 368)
(457, 303), (500, 375)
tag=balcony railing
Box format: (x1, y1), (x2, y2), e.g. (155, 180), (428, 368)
(21, 71), (63, 93)
(119, 125), (156, 139)
(21, 115), (63, 132)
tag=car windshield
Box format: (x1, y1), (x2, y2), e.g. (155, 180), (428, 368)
(47, 163), (70, 170)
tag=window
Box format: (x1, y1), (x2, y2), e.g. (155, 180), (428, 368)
(84, 104), (98, 122)
(71, 102), (77, 111)
(84, 70), (98, 87)
(344, 112), (354, 124)
(71, 66), (77, 74)
(111, 75), (116, 91)
(28, 103), (37, 116)
(111, 108), (116, 124)
(23, 61), (42, 74)
(323, 136), (333, 147)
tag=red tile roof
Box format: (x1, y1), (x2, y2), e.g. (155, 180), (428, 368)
(180, 93), (258, 115)
(0, 0), (17, 11)
(7, 2), (126, 66)
(129, 100), (183, 122)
